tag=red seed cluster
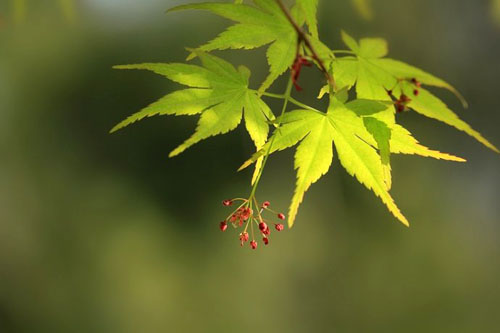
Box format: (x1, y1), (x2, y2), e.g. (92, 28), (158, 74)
(218, 198), (285, 250)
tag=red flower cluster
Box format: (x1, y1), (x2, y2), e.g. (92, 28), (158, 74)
(219, 198), (285, 250)
(231, 207), (253, 226)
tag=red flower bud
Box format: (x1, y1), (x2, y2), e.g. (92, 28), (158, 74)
(262, 201), (270, 208)
(220, 221), (228, 232)
(396, 103), (405, 113)
(250, 240), (257, 249)
(239, 232), (249, 243)
(275, 223), (284, 231)
(413, 89), (419, 96)
(263, 227), (271, 236)
(263, 237), (269, 245)
(400, 94), (410, 103)
(277, 213), (285, 220)
(222, 199), (233, 206)
(241, 208), (252, 220)
(259, 222), (268, 232)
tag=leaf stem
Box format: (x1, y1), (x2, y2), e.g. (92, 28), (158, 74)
(259, 91), (284, 99)
(259, 91), (324, 114)
(332, 50), (356, 55)
(248, 78), (294, 202)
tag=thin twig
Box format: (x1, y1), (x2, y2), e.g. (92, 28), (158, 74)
(275, 0), (335, 89)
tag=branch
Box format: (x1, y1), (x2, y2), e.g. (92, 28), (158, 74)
(275, 0), (335, 89)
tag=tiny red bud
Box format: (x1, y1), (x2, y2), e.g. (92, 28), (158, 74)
(263, 237), (269, 245)
(411, 78), (422, 88)
(263, 227), (271, 236)
(413, 89), (419, 96)
(220, 221), (228, 232)
(239, 232), (249, 246)
(250, 240), (257, 250)
(400, 94), (410, 103)
(240, 232), (249, 242)
(396, 103), (405, 113)
(275, 223), (284, 231)
(259, 222), (268, 232)
(262, 201), (270, 208)
(241, 208), (252, 220)
(278, 213), (285, 220)
(222, 199), (233, 206)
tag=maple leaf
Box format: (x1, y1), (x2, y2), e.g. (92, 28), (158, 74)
(240, 96), (465, 227)
(295, 0), (319, 38)
(344, 99), (466, 189)
(168, 0), (322, 92)
(112, 51), (274, 157)
(330, 31), (499, 153)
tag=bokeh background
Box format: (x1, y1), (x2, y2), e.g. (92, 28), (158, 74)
(1, 0), (499, 332)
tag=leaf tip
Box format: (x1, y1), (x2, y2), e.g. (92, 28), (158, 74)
(237, 160), (252, 172)
(482, 140), (500, 154)
(398, 214), (410, 227)
(184, 47), (198, 61)
(109, 123), (124, 134)
(165, 5), (183, 14)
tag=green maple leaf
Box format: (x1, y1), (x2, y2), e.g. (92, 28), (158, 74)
(331, 31), (499, 153)
(168, 0), (322, 92)
(112, 51), (274, 157)
(295, 0), (319, 38)
(345, 99), (466, 189)
(240, 97), (465, 227)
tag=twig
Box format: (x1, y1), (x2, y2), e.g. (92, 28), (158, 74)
(275, 0), (335, 89)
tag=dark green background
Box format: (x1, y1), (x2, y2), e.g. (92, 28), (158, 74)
(1, 0), (499, 332)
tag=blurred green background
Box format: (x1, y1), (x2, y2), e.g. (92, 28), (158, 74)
(1, 0), (499, 332)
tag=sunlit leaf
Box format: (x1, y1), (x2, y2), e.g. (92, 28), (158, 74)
(112, 52), (274, 157)
(169, 0), (321, 92)
(332, 31), (498, 153)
